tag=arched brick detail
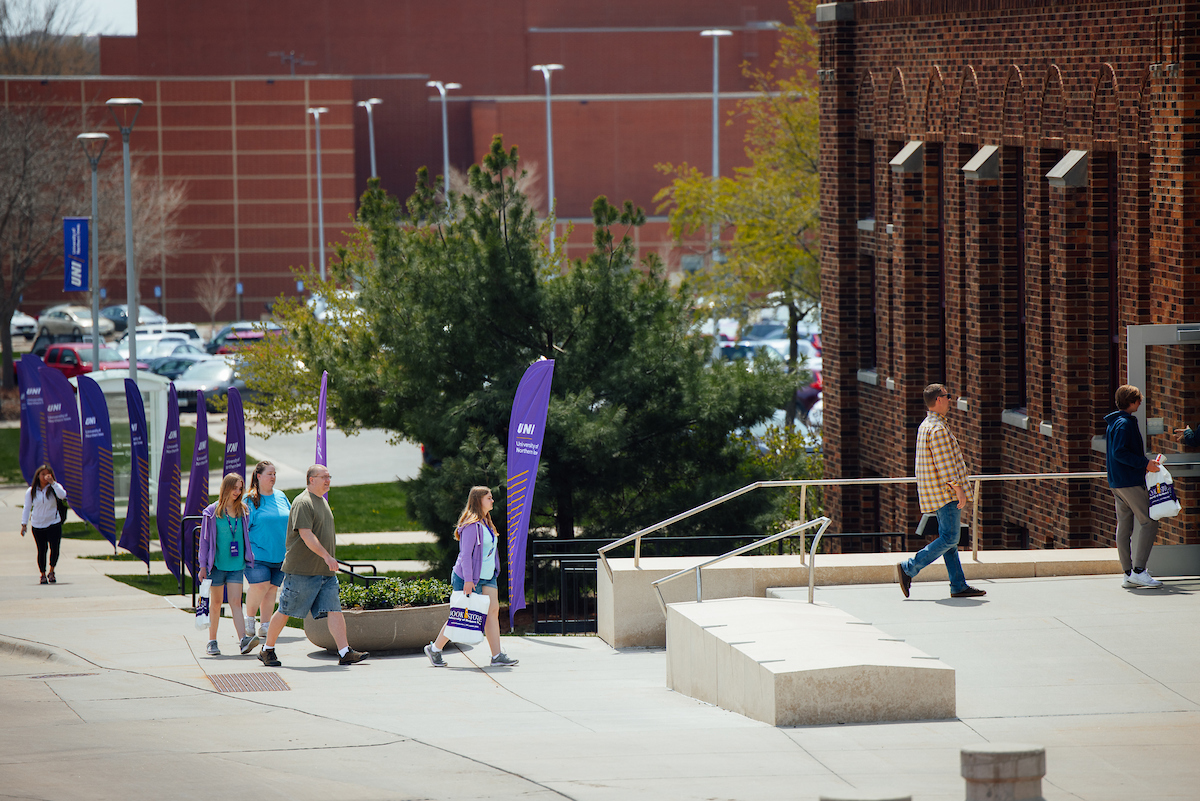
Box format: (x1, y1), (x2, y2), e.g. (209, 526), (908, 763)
(887, 68), (907, 139)
(1041, 64), (1065, 142)
(1002, 64), (1024, 142)
(1093, 62), (1118, 148)
(924, 65), (946, 139)
(958, 65), (979, 137)
(857, 70), (876, 139)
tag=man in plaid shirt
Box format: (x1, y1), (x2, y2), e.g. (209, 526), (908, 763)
(896, 384), (987, 599)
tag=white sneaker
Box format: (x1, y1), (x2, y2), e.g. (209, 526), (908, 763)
(1121, 572), (1138, 588)
(1127, 569), (1164, 589)
(257, 622), (268, 638)
(245, 616), (256, 635)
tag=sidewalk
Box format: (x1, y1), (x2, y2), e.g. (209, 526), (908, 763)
(3, 473), (1199, 801)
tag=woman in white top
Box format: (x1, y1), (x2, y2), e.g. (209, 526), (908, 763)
(20, 464), (67, 585)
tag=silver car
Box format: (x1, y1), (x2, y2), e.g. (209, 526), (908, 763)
(36, 305), (115, 338)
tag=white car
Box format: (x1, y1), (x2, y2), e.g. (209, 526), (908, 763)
(36, 305), (115, 338)
(9, 310), (36, 340)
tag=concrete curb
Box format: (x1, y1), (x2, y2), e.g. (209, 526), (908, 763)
(0, 633), (89, 667)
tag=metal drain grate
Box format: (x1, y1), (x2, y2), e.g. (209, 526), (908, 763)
(208, 672), (290, 692)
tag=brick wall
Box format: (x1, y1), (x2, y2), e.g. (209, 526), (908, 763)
(818, 0), (1200, 552)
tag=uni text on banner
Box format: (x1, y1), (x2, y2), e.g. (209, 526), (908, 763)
(37, 367), (85, 529)
(17, 354), (47, 484)
(157, 384), (183, 580)
(223, 387), (245, 482)
(505, 358), (555, 628)
(182, 391), (209, 577)
(78, 375), (117, 546)
(118, 379), (152, 566)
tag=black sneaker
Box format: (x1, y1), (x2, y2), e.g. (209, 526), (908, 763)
(339, 648), (368, 665)
(896, 563), (912, 598)
(950, 586), (986, 598)
(259, 647), (281, 667)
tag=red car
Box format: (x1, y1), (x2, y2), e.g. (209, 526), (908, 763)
(42, 343), (148, 379)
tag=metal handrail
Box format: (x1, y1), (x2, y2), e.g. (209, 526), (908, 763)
(649, 517), (832, 616)
(598, 471), (1108, 580)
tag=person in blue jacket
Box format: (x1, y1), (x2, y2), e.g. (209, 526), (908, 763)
(243, 461), (291, 639)
(424, 485), (518, 668)
(1105, 384), (1164, 589)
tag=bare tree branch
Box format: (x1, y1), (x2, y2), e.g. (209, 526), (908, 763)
(0, 0), (99, 75)
(196, 256), (233, 329)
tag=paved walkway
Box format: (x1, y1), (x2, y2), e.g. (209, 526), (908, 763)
(2, 485), (1199, 801)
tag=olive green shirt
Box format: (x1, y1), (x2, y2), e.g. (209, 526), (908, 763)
(282, 490), (336, 576)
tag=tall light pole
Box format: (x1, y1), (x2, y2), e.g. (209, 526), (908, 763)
(531, 64), (563, 255)
(426, 80), (460, 206)
(308, 106), (329, 280)
(106, 98), (143, 384)
(77, 132), (110, 372)
(356, 97), (382, 179)
(700, 30), (731, 248)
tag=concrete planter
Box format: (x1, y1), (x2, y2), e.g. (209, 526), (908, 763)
(303, 602), (450, 654)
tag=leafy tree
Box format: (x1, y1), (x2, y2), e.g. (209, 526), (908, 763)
(656, 0), (820, 421)
(242, 137), (790, 567)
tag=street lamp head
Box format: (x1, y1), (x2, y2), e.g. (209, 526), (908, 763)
(105, 97), (144, 131)
(77, 132), (110, 161)
(532, 64), (564, 73)
(308, 106), (329, 118)
(700, 29), (733, 37)
(357, 97), (383, 108)
(444, 82), (461, 91)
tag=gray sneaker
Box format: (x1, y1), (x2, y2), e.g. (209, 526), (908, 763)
(205, 640), (220, 656)
(424, 643), (446, 667)
(239, 634), (260, 655)
(490, 652), (519, 667)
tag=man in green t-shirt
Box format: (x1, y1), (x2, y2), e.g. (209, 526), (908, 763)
(258, 464), (368, 667)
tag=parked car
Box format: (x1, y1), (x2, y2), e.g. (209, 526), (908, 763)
(9, 310), (36, 340)
(115, 334), (194, 361)
(42, 343), (147, 379)
(174, 356), (249, 411)
(100, 304), (167, 333)
(148, 352), (213, 381)
(206, 321), (284, 354)
(137, 323), (202, 342)
(36, 305), (115, 338)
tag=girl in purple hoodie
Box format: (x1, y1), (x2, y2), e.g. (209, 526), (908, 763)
(424, 486), (518, 667)
(198, 473), (258, 656)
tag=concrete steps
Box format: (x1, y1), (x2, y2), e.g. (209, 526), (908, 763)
(665, 596), (955, 726)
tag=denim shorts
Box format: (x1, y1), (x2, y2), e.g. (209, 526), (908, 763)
(278, 573), (341, 620)
(451, 572), (498, 591)
(208, 567), (244, 587)
(244, 560), (284, 587)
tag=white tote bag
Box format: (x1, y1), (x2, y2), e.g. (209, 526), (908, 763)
(444, 590), (491, 645)
(1147, 459), (1182, 521)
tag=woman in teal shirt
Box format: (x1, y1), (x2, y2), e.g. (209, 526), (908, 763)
(243, 461), (292, 638)
(199, 473), (256, 656)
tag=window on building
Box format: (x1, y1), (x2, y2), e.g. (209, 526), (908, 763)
(858, 139), (875, 220)
(1038, 147), (1061, 419)
(931, 143), (947, 384)
(1004, 146), (1027, 410)
(1105, 153), (1119, 406)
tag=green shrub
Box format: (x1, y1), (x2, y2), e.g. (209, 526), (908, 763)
(339, 576), (452, 611)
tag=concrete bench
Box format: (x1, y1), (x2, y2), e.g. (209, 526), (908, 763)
(665, 596), (955, 726)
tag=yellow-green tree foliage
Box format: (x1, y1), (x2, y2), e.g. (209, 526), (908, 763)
(656, 0), (819, 360)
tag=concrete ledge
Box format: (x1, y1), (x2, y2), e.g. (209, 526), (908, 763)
(598, 549), (1123, 648)
(0, 634), (88, 666)
(665, 597), (955, 726)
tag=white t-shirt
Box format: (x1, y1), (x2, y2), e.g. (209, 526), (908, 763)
(22, 482), (67, 529)
(478, 524), (497, 581)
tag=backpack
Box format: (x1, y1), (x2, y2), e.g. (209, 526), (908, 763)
(47, 486), (68, 524)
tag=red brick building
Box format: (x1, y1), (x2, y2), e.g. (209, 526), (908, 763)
(10, 0), (796, 321)
(818, 0), (1200, 555)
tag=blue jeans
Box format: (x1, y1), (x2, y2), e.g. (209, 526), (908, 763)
(901, 501), (968, 593)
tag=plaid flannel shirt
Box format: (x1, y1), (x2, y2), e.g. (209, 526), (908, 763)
(915, 412), (971, 514)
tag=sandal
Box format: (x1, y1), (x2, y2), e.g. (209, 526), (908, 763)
(39, 574), (48, 585)
(47, 572), (56, 584)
